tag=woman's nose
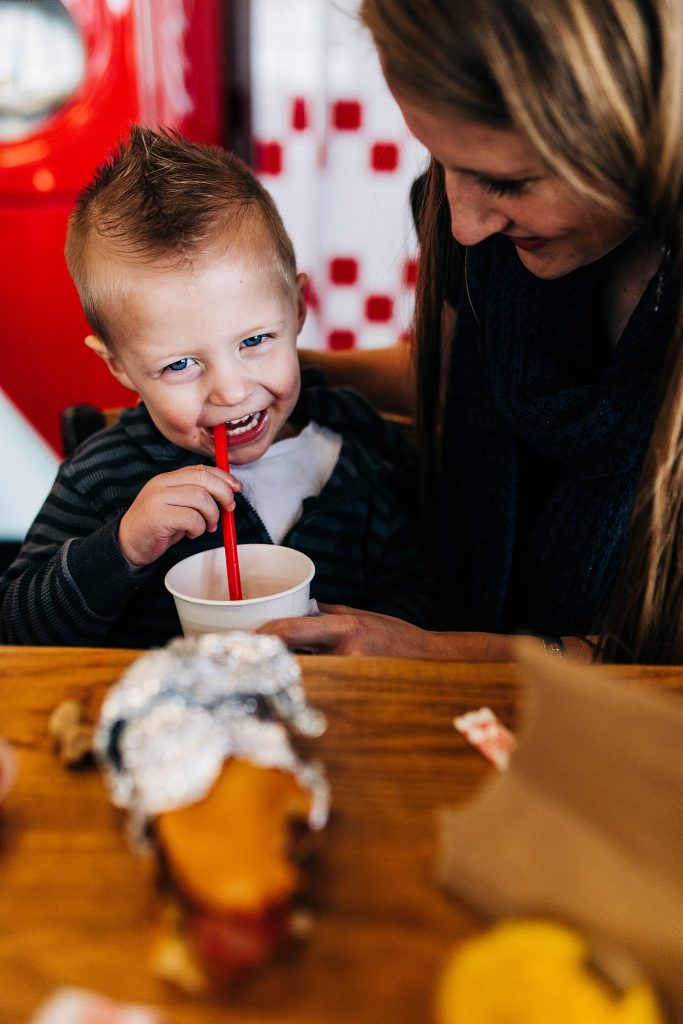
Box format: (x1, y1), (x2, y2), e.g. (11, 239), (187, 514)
(445, 172), (511, 247)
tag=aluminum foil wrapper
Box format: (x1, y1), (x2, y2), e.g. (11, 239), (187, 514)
(94, 632), (329, 840)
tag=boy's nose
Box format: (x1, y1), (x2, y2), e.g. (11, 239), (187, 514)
(445, 171), (511, 247)
(208, 371), (253, 411)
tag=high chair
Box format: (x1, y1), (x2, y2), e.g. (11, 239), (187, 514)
(59, 404), (126, 457)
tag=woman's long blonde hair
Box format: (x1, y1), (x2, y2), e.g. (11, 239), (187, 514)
(361, 0), (683, 662)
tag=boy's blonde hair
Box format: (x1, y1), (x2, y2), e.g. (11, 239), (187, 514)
(65, 125), (298, 348)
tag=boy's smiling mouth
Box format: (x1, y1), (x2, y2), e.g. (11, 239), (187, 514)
(206, 408), (270, 449)
(226, 410), (264, 437)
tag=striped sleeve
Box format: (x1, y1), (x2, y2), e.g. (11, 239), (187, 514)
(0, 465), (145, 645)
(0, 420), (159, 645)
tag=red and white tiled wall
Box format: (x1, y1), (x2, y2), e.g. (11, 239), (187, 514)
(250, 0), (427, 352)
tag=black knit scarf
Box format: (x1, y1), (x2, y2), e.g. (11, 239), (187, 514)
(438, 235), (673, 636)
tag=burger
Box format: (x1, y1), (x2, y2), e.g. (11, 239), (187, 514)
(95, 633), (329, 994)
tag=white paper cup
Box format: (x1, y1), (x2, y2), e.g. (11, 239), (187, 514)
(164, 544), (315, 637)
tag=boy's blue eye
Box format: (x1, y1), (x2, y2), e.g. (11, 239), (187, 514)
(165, 357), (195, 372)
(241, 334), (266, 349)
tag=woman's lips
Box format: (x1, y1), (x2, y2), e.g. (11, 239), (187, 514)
(507, 235), (550, 252)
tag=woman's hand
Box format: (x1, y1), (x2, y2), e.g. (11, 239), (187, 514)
(257, 604), (517, 659)
(258, 604), (600, 661)
(257, 604), (427, 656)
(118, 465), (241, 569)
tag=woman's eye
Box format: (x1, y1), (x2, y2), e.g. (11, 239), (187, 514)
(241, 334), (267, 349)
(477, 176), (529, 198)
(164, 357), (196, 373)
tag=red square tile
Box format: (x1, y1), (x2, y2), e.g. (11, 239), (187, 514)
(328, 329), (357, 350)
(370, 142), (399, 172)
(329, 257), (359, 285)
(292, 96), (309, 131)
(253, 140), (283, 175)
(403, 258), (418, 287)
(332, 100), (363, 131)
(365, 295), (394, 322)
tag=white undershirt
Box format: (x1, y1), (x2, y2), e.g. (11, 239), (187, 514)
(235, 421), (343, 544)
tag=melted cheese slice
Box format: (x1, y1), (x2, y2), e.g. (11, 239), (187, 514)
(156, 759), (311, 914)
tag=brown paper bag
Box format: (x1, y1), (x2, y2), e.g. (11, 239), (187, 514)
(438, 640), (683, 1021)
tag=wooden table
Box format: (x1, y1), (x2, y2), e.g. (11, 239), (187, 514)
(1, 647), (682, 1024)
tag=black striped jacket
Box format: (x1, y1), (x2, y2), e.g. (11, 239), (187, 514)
(0, 371), (432, 647)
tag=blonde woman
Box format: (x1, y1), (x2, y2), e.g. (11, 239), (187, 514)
(263, 0), (683, 663)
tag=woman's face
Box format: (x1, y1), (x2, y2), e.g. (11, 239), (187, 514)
(395, 95), (638, 279)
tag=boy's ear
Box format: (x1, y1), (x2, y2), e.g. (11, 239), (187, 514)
(84, 334), (135, 391)
(84, 334), (109, 359)
(295, 273), (308, 335)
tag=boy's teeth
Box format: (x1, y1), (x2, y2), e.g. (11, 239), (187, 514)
(225, 410), (262, 436)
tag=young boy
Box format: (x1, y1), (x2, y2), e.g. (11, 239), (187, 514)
(0, 126), (431, 647)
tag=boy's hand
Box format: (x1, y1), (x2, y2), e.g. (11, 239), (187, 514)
(118, 466), (241, 569)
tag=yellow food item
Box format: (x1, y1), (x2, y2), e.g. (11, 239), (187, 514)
(155, 759), (311, 914)
(437, 919), (663, 1024)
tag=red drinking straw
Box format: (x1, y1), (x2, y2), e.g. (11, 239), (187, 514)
(213, 423), (243, 600)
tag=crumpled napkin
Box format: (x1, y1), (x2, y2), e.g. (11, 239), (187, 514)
(437, 639), (683, 1023)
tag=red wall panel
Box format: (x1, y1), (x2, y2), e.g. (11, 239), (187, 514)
(0, 0), (225, 455)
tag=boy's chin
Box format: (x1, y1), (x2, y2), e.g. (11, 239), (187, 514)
(224, 444), (266, 466)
